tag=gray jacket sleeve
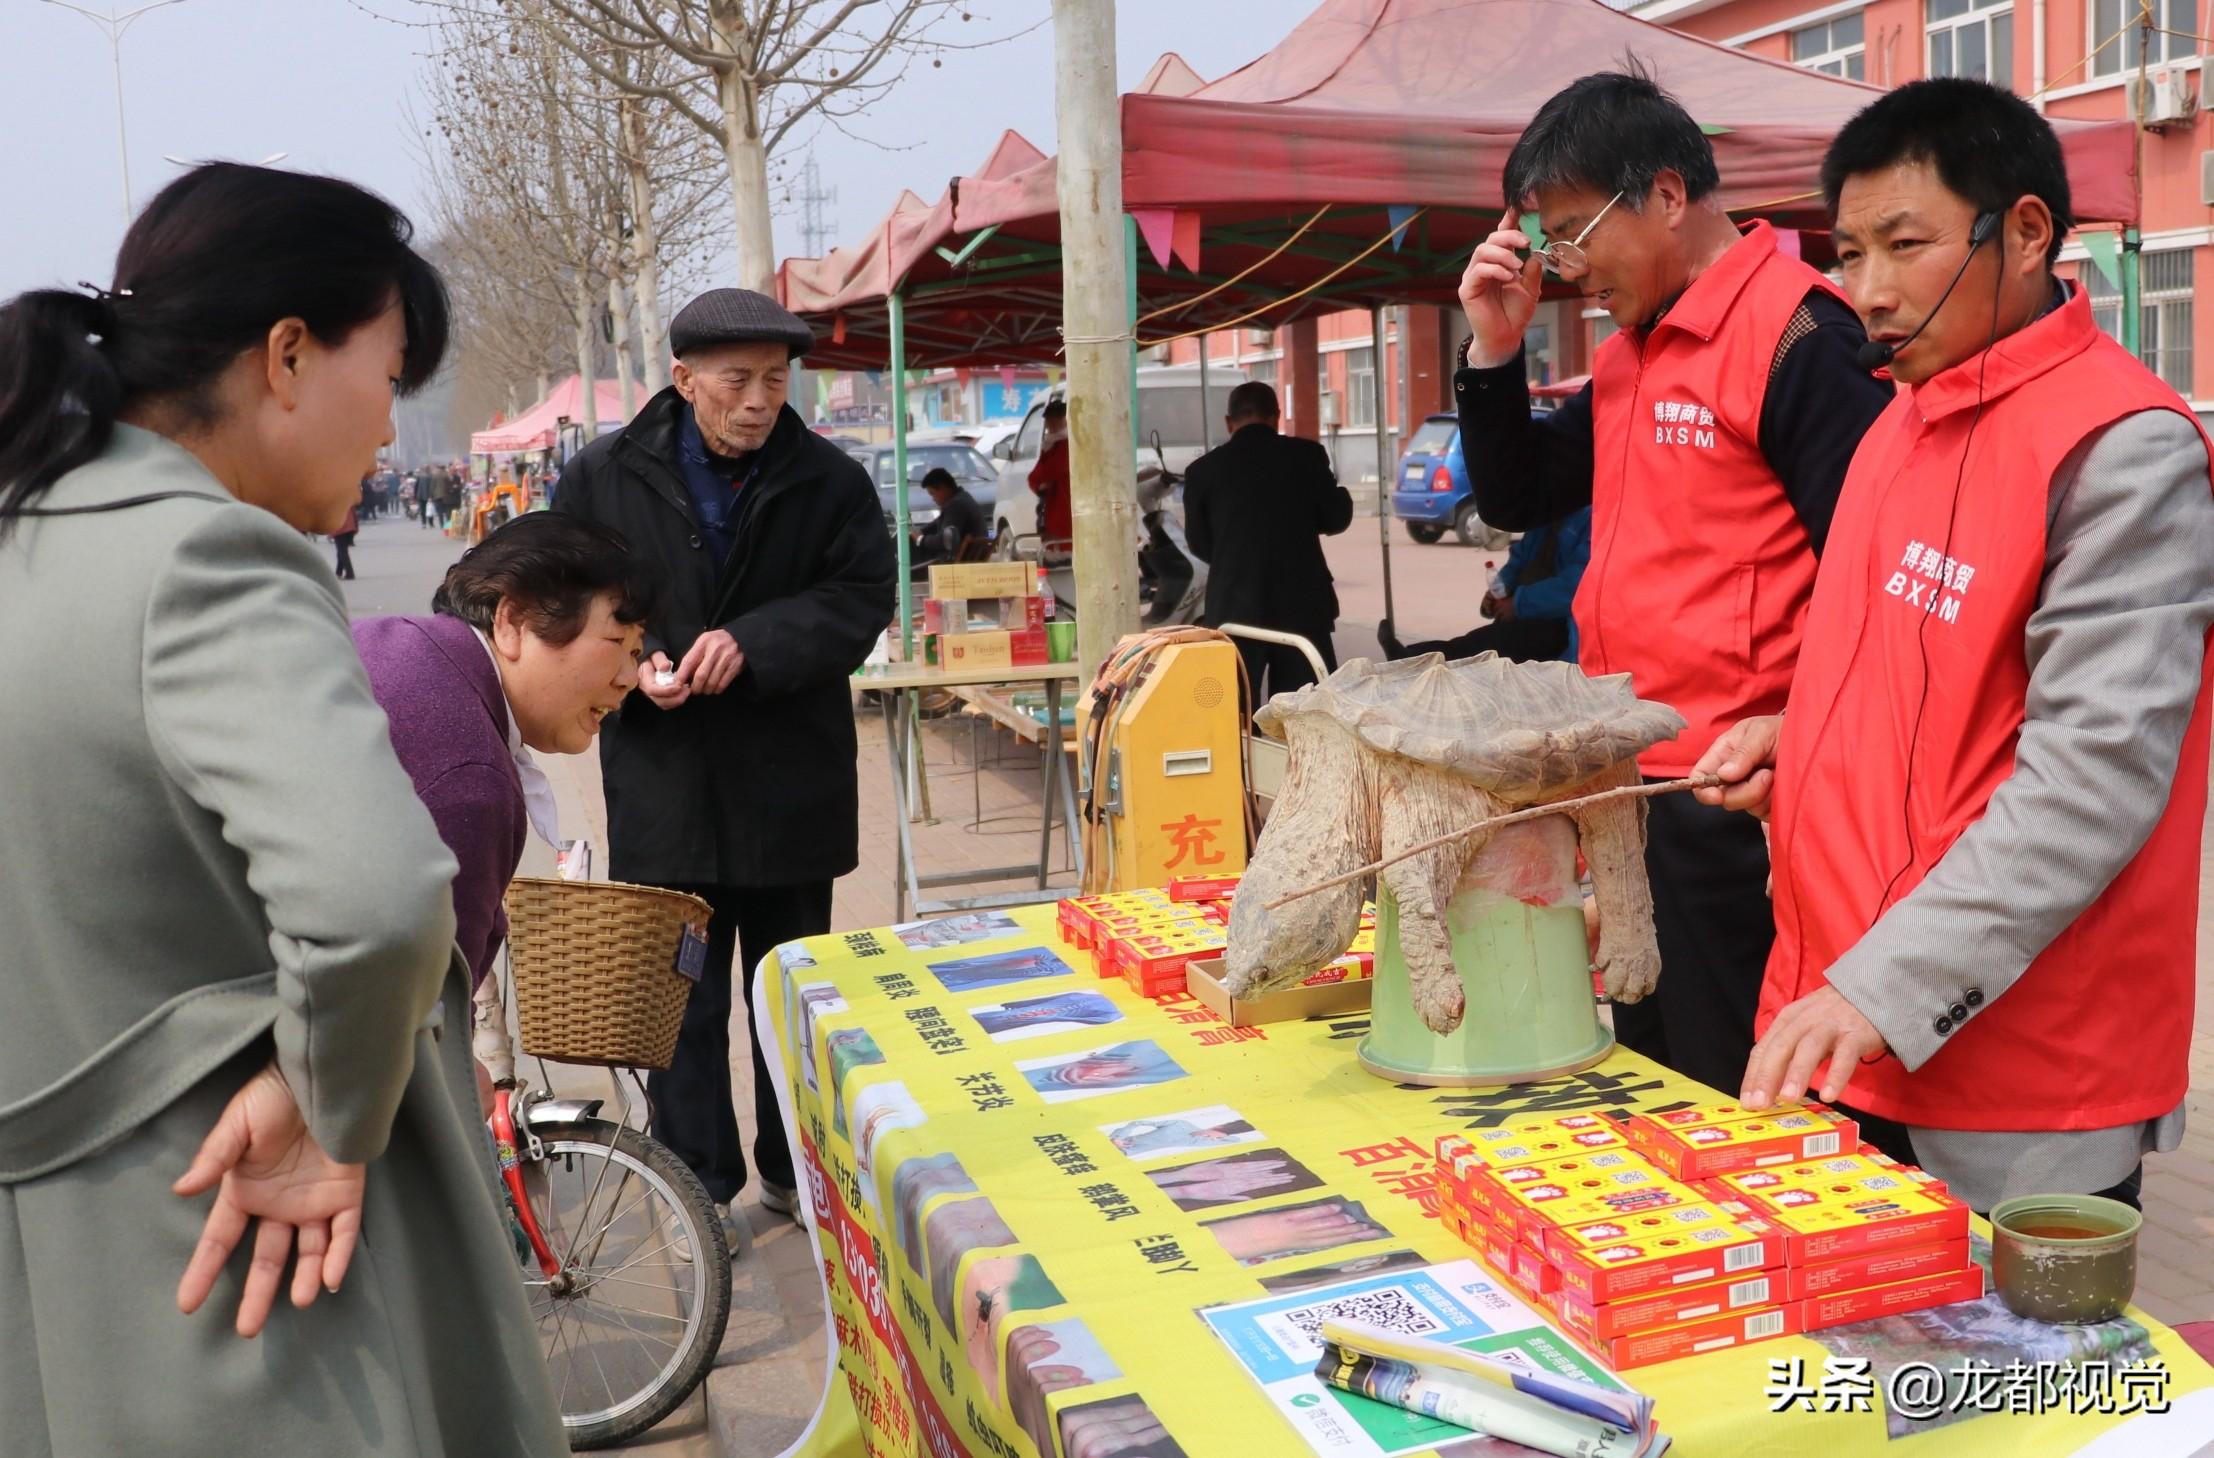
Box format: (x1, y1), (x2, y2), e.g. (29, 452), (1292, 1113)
(142, 507), (460, 1163)
(1827, 409), (2214, 1070)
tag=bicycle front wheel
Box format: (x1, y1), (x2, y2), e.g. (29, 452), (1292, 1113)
(518, 1118), (732, 1449)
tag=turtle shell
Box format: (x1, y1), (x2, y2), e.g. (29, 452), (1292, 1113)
(1253, 652), (1685, 802)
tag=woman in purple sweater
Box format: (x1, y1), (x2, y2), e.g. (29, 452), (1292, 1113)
(352, 512), (657, 1007)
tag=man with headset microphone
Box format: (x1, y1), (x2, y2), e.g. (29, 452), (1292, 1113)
(1696, 79), (2214, 1212)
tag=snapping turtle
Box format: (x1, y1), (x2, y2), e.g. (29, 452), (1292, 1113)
(1223, 653), (1683, 1034)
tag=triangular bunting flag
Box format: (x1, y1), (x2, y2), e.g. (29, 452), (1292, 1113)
(1386, 205), (1419, 251)
(1171, 211), (1202, 273)
(2081, 228), (2123, 290)
(1133, 209), (1177, 270)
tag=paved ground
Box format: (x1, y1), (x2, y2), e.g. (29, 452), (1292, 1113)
(346, 511), (2214, 1458)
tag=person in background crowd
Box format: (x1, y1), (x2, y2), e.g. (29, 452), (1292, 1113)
(1028, 398), (1072, 545)
(333, 495), (359, 580)
(554, 287), (895, 1237)
(1378, 504), (1591, 664)
(353, 512), (658, 1105)
(912, 465), (986, 569)
(0, 161), (564, 1455)
(1699, 80), (2214, 1213)
(1453, 66), (1894, 1094)
(1182, 380), (1354, 701)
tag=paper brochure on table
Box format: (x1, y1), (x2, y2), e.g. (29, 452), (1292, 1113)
(1201, 1259), (1664, 1458)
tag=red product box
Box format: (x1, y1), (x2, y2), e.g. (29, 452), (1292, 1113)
(1798, 1266), (1987, 1332)
(1780, 1238), (1973, 1300)
(1488, 1151), (1696, 1242)
(1168, 875), (1241, 902)
(1567, 1301), (1799, 1369)
(1703, 1156), (1971, 1264)
(1545, 1203), (1780, 1305)
(1626, 1104), (1859, 1180)
(1511, 1240), (1561, 1296)
(1553, 1267), (1784, 1341)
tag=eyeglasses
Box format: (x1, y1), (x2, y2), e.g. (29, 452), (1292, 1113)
(1531, 191), (1624, 280)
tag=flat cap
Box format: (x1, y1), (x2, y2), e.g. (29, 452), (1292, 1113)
(669, 287), (814, 360)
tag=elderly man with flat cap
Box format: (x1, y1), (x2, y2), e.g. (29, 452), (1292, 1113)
(555, 288), (895, 1232)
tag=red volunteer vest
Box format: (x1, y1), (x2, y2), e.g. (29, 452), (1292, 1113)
(1764, 289), (2214, 1131)
(1584, 222), (1839, 775)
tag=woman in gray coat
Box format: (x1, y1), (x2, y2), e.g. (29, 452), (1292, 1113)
(0, 165), (564, 1456)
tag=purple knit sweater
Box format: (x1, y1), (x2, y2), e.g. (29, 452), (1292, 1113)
(352, 613), (526, 987)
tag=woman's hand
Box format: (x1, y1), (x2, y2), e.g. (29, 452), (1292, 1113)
(173, 1063), (367, 1338)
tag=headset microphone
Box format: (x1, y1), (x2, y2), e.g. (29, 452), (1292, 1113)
(1853, 210), (2003, 373)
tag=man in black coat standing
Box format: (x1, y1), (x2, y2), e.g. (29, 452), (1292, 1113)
(1182, 381), (1355, 700)
(554, 288), (895, 1228)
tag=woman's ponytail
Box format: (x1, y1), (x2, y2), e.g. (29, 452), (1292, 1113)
(0, 289), (124, 530)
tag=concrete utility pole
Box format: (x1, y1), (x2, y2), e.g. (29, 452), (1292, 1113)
(44, 0), (191, 222)
(1052, 0), (1140, 688)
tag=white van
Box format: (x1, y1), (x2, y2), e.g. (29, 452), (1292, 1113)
(988, 365), (1250, 550)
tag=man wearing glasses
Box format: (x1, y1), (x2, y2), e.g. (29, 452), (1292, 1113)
(1453, 68), (1892, 1093)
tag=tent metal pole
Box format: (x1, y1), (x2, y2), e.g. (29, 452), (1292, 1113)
(892, 290), (913, 657)
(1125, 213), (1142, 450)
(1371, 303), (1396, 628)
(1198, 332), (1211, 450)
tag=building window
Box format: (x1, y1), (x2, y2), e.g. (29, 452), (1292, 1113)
(2091, 0), (2197, 77)
(1792, 11), (1867, 77)
(2085, 248), (2195, 394)
(1346, 346), (1377, 427)
(1927, 0), (2013, 84)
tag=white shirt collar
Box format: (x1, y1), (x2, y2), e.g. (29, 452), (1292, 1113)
(470, 626), (563, 847)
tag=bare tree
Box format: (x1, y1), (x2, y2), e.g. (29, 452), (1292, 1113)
(517, 0), (1022, 291)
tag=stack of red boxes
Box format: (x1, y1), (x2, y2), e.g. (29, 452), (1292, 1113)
(1054, 882), (1376, 999)
(1435, 1101), (1982, 1370)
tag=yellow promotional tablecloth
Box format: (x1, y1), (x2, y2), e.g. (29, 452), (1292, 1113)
(753, 905), (2214, 1458)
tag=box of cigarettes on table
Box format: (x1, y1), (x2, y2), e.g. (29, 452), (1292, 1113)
(1624, 1102), (1859, 1180)
(921, 593), (1047, 636)
(1698, 1154), (1972, 1264)
(927, 561), (1038, 599)
(1552, 1263), (1784, 1341)
(1542, 1201), (1780, 1305)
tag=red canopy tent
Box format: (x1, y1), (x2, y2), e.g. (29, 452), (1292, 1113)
(470, 374), (635, 455)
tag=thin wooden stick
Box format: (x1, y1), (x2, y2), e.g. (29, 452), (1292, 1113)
(1259, 774), (1722, 912)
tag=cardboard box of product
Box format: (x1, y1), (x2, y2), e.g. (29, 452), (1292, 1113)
(1184, 957), (1373, 1026)
(1553, 1266), (1784, 1341)
(1778, 1237), (1973, 1300)
(1798, 1265), (1987, 1331)
(1701, 1155), (1971, 1264)
(1168, 874), (1241, 902)
(1626, 1104), (1859, 1180)
(929, 561), (1038, 599)
(922, 594), (1047, 636)
(928, 628), (1050, 671)
(1487, 1150), (1697, 1240)
(1545, 1202), (1779, 1304)
(1569, 1301), (1799, 1369)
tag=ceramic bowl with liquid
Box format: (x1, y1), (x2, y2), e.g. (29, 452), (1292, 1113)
(1989, 1193), (2141, 1325)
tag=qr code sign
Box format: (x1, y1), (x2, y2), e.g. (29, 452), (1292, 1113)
(1281, 1287), (1447, 1347)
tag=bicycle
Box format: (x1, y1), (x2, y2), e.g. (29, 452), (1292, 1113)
(487, 877), (736, 1450)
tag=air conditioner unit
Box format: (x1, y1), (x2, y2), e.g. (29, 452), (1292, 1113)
(1141, 342), (1173, 365)
(1317, 389), (1342, 429)
(1246, 326), (1277, 345)
(2132, 66), (2197, 127)
(2202, 149), (2214, 206)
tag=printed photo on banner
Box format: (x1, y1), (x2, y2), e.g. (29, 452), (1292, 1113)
(1005, 1319), (1122, 1456)
(849, 1080), (928, 1199)
(970, 988), (1124, 1042)
(1144, 1147), (1327, 1213)
(927, 945), (1078, 994)
(1099, 1105), (1265, 1162)
(1016, 1040), (1189, 1104)
(826, 1026), (888, 1139)
(1056, 1394), (1188, 1458)
(775, 939), (818, 972)
(920, 1195), (1022, 1325)
(1200, 1195), (1392, 1268)
(1257, 1248), (1430, 1297)
(897, 911), (1023, 951)
(788, 981), (847, 1095)
(963, 1258), (1075, 1400)
(890, 1152), (980, 1270)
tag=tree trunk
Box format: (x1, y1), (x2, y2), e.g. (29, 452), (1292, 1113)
(618, 96), (670, 393)
(608, 268), (638, 422)
(706, 6), (778, 293)
(573, 275), (600, 438)
(1052, 0), (1140, 687)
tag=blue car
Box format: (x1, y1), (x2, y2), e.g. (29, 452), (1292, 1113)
(1390, 413), (1510, 548)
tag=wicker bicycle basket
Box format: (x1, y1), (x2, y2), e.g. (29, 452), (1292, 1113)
(503, 877), (712, 1069)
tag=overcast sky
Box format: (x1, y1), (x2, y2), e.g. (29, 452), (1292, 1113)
(0, 0), (1302, 301)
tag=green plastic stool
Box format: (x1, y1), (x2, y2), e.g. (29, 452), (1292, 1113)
(1358, 816), (1613, 1088)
